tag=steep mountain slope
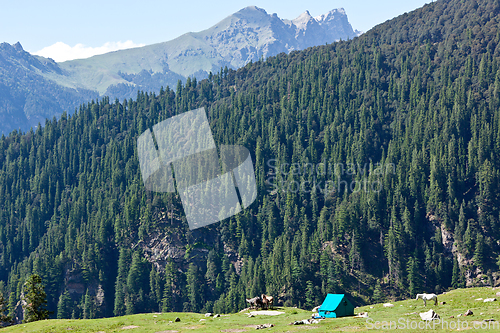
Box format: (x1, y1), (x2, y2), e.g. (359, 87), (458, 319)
(0, 0), (499, 323)
(0, 42), (98, 134)
(0, 6), (358, 135)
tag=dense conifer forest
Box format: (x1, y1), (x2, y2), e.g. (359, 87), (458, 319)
(1, 0), (500, 320)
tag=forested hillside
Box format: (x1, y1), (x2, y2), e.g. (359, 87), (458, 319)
(1, 0), (500, 321)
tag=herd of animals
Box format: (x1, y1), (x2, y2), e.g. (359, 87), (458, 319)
(246, 294), (274, 310)
(245, 293), (437, 312)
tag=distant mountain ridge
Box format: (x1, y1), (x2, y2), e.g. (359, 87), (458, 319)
(0, 6), (359, 134)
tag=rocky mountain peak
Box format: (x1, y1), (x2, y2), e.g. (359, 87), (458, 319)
(234, 6), (270, 21)
(240, 5), (268, 14)
(315, 8), (347, 24)
(292, 10), (315, 30)
(13, 41), (24, 52)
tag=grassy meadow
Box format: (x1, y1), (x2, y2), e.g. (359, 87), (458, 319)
(4, 287), (500, 332)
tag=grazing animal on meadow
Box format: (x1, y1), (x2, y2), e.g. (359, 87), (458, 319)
(416, 293), (438, 306)
(246, 296), (263, 309)
(261, 294), (274, 309)
(261, 295), (269, 310)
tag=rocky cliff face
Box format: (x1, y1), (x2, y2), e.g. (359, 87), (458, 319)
(136, 208), (244, 274)
(427, 213), (500, 288)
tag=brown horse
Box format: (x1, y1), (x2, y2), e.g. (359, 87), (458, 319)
(261, 294), (274, 310)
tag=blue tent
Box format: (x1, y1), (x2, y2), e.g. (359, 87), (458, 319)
(318, 294), (355, 318)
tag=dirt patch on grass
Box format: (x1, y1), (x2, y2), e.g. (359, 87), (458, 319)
(122, 326), (140, 330)
(183, 326), (201, 330)
(337, 326), (362, 331)
(292, 327), (318, 330)
(249, 310), (284, 316)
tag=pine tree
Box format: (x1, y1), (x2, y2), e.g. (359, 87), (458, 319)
(114, 248), (129, 317)
(407, 256), (422, 297)
(451, 257), (461, 289)
(454, 204), (466, 248)
(349, 230), (362, 272)
(22, 274), (50, 323)
(205, 249), (220, 286)
(305, 280), (316, 309)
(0, 292), (12, 326)
(83, 290), (93, 319)
(56, 291), (71, 319)
(7, 292), (16, 322)
(162, 260), (175, 312)
(149, 267), (162, 312)
(325, 261), (337, 294)
(373, 280), (385, 303)
(186, 263), (202, 312)
(473, 232), (485, 270)
(463, 220), (475, 255)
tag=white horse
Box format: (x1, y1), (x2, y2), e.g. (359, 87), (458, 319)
(416, 293), (438, 306)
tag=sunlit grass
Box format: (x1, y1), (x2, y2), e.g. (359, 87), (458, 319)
(4, 287), (500, 332)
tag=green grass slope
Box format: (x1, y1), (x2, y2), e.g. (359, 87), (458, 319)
(4, 287), (500, 332)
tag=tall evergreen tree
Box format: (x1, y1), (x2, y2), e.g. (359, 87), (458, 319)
(407, 257), (422, 297)
(186, 263), (202, 312)
(373, 280), (385, 303)
(22, 274), (49, 323)
(474, 233), (485, 270)
(56, 291), (72, 319)
(0, 292), (12, 326)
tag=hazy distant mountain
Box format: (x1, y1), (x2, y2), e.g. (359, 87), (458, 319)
(0, 42), (98, 134)
(0, 6), (359, 134)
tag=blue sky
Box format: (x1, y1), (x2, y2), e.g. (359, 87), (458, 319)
(1, 0), (431, 61)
